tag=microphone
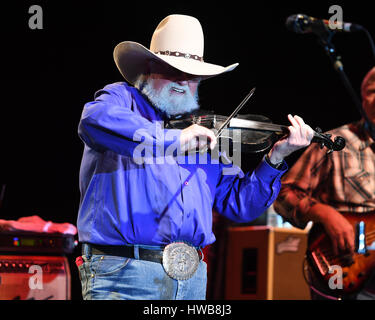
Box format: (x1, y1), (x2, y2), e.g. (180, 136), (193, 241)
(286, 14), (363, 35)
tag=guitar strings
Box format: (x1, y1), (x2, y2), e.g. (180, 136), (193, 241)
(315, 234), (375, 265)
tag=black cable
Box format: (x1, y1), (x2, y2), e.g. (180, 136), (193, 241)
(360, 26), (375, 62)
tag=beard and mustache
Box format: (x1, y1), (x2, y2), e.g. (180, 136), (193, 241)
(134, 76), (200, 118)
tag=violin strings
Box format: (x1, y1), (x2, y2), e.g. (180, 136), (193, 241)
(194, 116), (287, 132)
(229, 118), (288, 132)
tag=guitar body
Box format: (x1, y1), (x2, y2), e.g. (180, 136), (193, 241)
(306, 212), (375, 298)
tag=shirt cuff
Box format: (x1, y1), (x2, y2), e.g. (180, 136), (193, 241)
(265, 154), (284, 169)
(255, 155), (288, 184)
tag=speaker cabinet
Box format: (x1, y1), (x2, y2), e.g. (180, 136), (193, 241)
(225, 226), (310, 300)
(0, 255), (71, 300)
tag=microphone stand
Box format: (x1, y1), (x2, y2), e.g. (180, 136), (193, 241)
(316, 27), (375, 137)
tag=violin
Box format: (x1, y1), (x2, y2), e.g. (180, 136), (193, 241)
(166, 88), (346, 154)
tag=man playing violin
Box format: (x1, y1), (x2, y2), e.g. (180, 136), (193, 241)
(274, 66), (375, 300)
(76, 14), (314, 300)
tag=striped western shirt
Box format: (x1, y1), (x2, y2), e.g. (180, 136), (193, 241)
(274, 119), (375, 228)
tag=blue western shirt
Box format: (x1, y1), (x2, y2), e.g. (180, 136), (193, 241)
(77, 82), (287, 248)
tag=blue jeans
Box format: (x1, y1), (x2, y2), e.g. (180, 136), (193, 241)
(77, 245), (207, 300)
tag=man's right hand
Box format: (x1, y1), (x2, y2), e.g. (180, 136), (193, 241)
(180, 124), (217, 153)
(321, 211), (355, 256)
(309, 203), (355, 255)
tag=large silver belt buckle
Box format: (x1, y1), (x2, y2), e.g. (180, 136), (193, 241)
(162, 241), (200, 280)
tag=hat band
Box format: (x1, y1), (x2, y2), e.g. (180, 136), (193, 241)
(155, 50), (204, 62)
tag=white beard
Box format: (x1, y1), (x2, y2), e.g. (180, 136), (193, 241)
(134, 76), (200, 117)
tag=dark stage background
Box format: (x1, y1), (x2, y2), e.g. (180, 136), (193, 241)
(1, 1), (374, 299)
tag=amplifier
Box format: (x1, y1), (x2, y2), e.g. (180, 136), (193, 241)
(0, 255), (71, 300)
(225, 226), (311, 300)
(0, 231), (76, 254)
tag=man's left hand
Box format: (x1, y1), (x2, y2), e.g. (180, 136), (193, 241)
(268, 114), (314, 165)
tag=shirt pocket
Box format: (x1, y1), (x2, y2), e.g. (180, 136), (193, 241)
(343, 169), (373, 201)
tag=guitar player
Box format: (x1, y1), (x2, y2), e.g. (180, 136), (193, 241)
(274, 66), (375, 300)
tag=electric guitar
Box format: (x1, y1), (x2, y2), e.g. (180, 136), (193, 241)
(306, 212), (375, 298)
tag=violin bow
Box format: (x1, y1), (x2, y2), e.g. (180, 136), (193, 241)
(215, 87), (256, 138)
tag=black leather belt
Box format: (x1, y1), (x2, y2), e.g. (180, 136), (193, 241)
(82, 243), (202, 264)
(82, 243), (164, 263)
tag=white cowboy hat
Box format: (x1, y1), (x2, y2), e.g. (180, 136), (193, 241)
(113, 14), (239, 84)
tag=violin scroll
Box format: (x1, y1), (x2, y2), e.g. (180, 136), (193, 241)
(313, 127), (346, 153)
